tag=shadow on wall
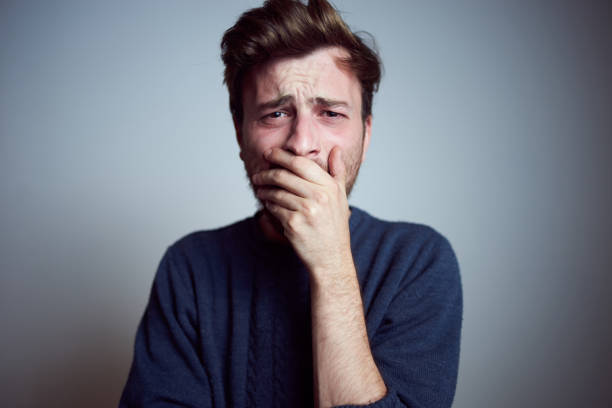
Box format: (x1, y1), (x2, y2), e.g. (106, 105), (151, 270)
(2, 225), (148, 408)
(29, 324), (131, 408)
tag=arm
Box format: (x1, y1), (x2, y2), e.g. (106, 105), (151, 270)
(253, 147), (462, 408)
(312, 230), (462, 408)
(310, 259), (387, 407)
(119, 247), (212, 408)
(364, 230), (462, 408)
(253, 147), (388, 406)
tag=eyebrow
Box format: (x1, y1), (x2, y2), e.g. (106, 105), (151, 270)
(257, 95), (351, 111)
(313, 97), (350, 110)
(257, 95), (294, 112)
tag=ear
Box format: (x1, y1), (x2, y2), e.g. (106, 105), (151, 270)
(360, 115), (372, 163)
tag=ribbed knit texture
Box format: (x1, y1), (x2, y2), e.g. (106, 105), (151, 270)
(119, 206), (462, 407)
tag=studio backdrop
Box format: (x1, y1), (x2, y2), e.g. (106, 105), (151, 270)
(1, 0), (610, 407)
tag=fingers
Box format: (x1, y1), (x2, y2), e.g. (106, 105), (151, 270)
(252, 168), (311, 197)
(256, 187), (302, 211)
(253, 147), (348, 215)
(263, 148), (327, 184)
(328, 146), (346, 183)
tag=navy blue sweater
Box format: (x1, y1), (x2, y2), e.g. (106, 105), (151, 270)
(120, 207), (462, 407)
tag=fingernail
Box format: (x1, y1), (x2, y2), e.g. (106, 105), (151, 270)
(264, 149), (272, 158)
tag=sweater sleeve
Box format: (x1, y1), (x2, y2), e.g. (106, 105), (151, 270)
(119, 245), (212, 408)
(335, 229), (463, 408)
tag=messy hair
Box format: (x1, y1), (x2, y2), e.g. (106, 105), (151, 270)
(221, 0), (382, 125)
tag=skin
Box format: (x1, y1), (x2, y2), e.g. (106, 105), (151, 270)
(235, 46), (387, 407)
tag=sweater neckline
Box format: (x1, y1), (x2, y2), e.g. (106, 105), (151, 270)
(244, 205), (366, 262)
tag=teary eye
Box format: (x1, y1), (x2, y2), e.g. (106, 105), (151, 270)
(322, 110), (345, 118)
(259, 110), (291, 126)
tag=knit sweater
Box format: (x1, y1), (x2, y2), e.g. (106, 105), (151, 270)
(119, 206), (462, 407)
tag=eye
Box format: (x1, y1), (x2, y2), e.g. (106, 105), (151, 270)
(321, 110), (345, 119)
(267, 111), (287, 119)
(259, 110), (291, 126)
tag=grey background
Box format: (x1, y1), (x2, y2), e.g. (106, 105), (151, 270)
(1, 0), (611, 407)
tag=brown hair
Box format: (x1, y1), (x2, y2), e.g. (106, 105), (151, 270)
(221, 0), (382, 125)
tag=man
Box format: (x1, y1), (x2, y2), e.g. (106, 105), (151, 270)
(120, 1), (462, 407)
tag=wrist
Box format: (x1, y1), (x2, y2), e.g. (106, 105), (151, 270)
(308, 250), (355, 282)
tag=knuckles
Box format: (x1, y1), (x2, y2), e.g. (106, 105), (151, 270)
(312, 191), (328, 205)
(302, 201), (318, 217)
(266, 188), (282, 200)
(269, 169), (284, 183)
(257, 168), (285, 184)
(285, 212), (302, 233)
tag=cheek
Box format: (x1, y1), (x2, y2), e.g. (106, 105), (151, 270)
(324, 121), (362, 147)
(240, 127), (284, 171)
(244, 127), (289, 155)
(242, 125), (261, 149)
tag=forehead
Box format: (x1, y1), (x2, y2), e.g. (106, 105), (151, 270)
(243, 46), (361, 104)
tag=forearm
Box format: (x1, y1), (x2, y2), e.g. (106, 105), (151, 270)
(310, 259), (387, 408)
(252, 148), (388, 405)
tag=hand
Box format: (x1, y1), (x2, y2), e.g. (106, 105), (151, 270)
(252, 147), (353, 275)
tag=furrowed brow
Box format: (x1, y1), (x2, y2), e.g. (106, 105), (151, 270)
(313, 97), (351, 110)
(257, 95), (294, 111)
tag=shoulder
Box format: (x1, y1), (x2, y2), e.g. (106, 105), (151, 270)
(350, 207), (461, 302)
(166, 215), (253, 259)
(151, 215), (255, 288)
(351, 206), (457, 264)
(352, 208), (462, 317)
(147, 216), (256, 304)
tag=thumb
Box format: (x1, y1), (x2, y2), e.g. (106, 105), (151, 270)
(328, 146), (346, 183)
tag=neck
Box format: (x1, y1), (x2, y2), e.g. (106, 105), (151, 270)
(257, 207), (353, 244)
(257, 208), (290, 244)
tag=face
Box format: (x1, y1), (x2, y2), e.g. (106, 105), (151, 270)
(236, 46), (372, 203)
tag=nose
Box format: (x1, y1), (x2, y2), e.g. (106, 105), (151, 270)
(283, 112), (320, 158)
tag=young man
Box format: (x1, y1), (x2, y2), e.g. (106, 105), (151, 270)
(120, 1), (462, 407)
